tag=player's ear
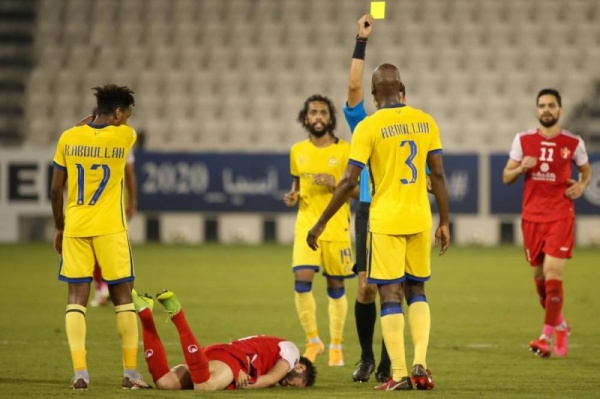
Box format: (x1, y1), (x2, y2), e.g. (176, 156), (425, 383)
(295, 362), (306, 372)
(115, 107), (126, 124)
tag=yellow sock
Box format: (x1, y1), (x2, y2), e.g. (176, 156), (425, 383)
(408, 301), (430, 367)
(295, 292), (319, 340)
(65, 304), (87, 372)
(115, 303), (138, 370)
(328, 295), (347, 346)
(381, 312), (407, 380)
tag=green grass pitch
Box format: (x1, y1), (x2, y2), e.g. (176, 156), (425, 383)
(1, 244), (599, 398)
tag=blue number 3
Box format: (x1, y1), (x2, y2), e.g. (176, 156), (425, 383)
(400, 140), (417, 185)
(75, 163), (111, 205)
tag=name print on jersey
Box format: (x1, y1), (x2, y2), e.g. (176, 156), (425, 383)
(380, 122), (431, 139)
(65, 144), (126, 159)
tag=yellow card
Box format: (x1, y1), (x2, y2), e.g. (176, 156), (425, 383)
(370, 1), (386, 19)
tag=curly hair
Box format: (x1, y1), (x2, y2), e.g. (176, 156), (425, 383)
(297, 94), (337, 134)
(299, 356), (317, 387)
(92, 84), (135, 115)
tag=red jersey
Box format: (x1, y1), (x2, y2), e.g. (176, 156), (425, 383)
(205, 335), (299, 383)
(509, 129), (589, 223)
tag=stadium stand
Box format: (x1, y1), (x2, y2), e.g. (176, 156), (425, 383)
(5, 0), (598, 150)
(0, 0), (37, 144)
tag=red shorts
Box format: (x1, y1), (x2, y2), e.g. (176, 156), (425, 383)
(522, 218), (574, 266)
(203, 344), (252, 390)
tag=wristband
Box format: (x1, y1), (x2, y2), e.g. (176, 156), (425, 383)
(353, 36), (368, 60)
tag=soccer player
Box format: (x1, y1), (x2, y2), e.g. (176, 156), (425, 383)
(344, 14), (390, 383)
(502, 88), (592, 358)
(50, 84), (150, 390)
(346, 15), (436, 386)
(132, 289), (317, 390)
(307, 64), (450, 390)
(283, 95), (356, 367)
(73, 112), (138, 307)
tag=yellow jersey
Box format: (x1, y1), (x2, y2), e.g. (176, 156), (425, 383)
(290, 138), (351, 241)
(349, 105), (442, 235)
(53, 123), (137, 237)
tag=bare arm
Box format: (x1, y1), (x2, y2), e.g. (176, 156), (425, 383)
(307, 164), (362, 250)
(502, 159), (526, 185)
(347, 15), (373, 108)
(578, 162), (592, 186)
(427, 153), (450, 255)
(503, 156), (536, 185)
(50, 167), (67, 254)
(351, 184), (360, 199)
(347, 60), (364, 108)
(125, 162), (138, 220)
(565, 162), (592, 199)
(244, 360), (290, 389)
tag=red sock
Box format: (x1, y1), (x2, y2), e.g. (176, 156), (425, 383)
(138, 308), (171, 383)
(544, 280), (563, 327)
(171, 310), (210, 384)
(534, 278), (546, 308)
(93, 262), (103, 290)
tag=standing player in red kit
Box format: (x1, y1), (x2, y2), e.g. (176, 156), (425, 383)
(502, 88), (592, 358)
(132, 289), (317, 390)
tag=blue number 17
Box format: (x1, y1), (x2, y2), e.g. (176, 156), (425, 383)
(75, 163), (111, 205)
(400, 140), (418, 185)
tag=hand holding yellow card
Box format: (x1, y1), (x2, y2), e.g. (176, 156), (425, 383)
(370, 1), (386, 19)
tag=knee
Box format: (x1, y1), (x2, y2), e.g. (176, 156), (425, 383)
(403, 281), (425, 300)
(194, 380), (221, 391)
(155, 374), (183, 390)
(109, 282), (134, 305)
(356, 273), (376, 303)
(357, 284), (377, 303)
(68, 285), (92, 305)
(544, 271), (563, 281)
(543, 261), (565, 280)
(378, 284), (403, 303)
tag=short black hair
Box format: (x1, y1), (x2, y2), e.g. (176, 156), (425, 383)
(299, 356), (317, 387)
(537, 88), (562, 107)
(297, 94), (337, 133)
(92, 84), (135, 115)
